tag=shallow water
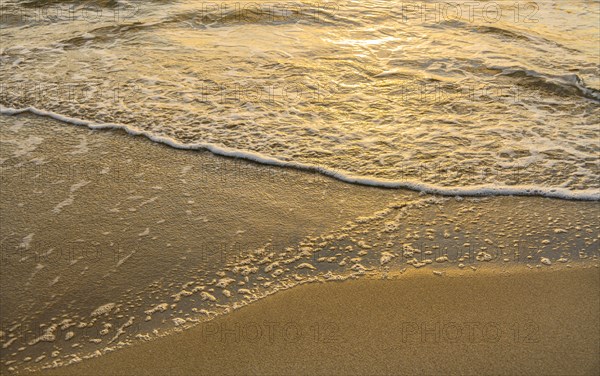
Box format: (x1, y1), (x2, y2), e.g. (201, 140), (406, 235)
(1, 0), (599, 197)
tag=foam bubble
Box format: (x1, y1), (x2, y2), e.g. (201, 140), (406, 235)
(91, 303), (116, 317)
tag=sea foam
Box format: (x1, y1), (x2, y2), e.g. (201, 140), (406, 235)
(1, 106), (598, 201)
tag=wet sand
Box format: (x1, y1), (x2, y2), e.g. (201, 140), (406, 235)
(40, 266), (600, 376)
(2, 113), (599, 375)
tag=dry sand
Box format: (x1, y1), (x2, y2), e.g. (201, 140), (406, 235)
(40, 266), (600, 376)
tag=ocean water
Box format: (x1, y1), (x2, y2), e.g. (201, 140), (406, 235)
(1, 0), (599, 198)
(0, 0), (599, 374)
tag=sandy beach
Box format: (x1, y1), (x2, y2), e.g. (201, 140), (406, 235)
(2, 1), (600, 375)
(38, 266), (599, 376)
(2, 114), (599, 376)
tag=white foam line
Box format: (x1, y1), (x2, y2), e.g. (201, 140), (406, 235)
(2, 105), (599, 201)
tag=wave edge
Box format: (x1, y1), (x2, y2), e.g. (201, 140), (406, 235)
(1, 105), (598, 201)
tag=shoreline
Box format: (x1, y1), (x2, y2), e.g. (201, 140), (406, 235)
(37, 266), (600, 376)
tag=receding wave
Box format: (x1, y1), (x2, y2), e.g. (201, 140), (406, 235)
(2, 106), (598, 201)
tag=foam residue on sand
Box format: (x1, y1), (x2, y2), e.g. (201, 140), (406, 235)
(2, 193), (598, 374)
